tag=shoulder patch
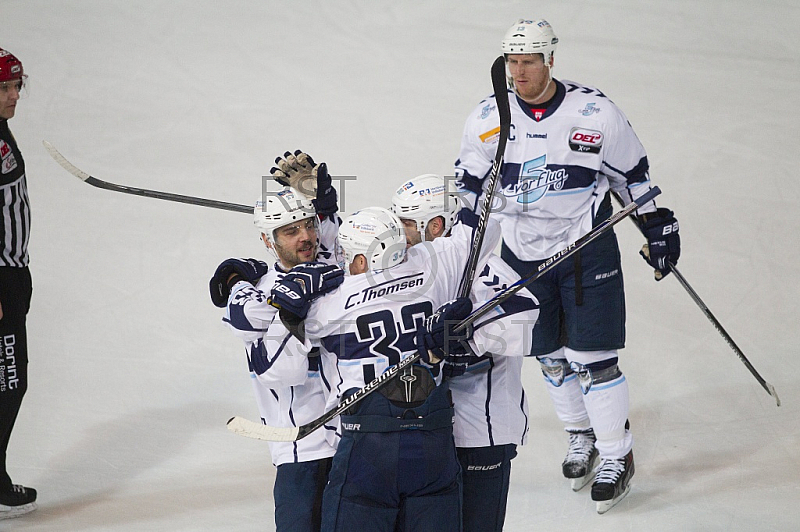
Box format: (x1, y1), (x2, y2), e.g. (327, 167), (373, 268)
(479, 126), (501, 144)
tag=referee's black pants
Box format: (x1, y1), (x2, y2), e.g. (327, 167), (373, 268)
(0, 266), (31, 492)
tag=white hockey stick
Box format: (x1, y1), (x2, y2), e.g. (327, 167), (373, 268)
(43, 141), (252, 213)
(227, 187), (662, 442)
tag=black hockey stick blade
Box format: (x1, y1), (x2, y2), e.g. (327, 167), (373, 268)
(43, 141), (252, 214)
(455, 187), (662, 333)
(457, 55), (512, 298)
(610, 192), (780, 407)
(229, 187), (662, 443)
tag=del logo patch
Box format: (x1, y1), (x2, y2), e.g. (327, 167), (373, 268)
(568, 128), (603, 154)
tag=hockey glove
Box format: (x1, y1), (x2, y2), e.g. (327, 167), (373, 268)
(638, 208), (680, 281)
(415, 297), (475, 365)
(210, 258), (269, 308)
(268, 262), (344, 319)
(270, 151), (337, 217)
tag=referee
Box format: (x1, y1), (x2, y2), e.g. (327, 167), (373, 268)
(0, 47), (36, 520)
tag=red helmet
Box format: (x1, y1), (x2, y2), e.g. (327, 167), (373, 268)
(0, 48), (24, 82)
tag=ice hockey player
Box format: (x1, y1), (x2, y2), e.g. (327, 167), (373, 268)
(391, 174), (539, 532)
(268, 206), (502, 531)
(209, 151), (344, 532)
(0, 47), (37, 520)
(454, 19), (681, 513)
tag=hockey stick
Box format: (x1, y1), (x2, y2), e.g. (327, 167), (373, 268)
(452, 186), (662, 334)
(226, 186), (662, 442)
(610, 192), (780, 407)
(456, 55), (511, 298)
(42, 141), (252, 214)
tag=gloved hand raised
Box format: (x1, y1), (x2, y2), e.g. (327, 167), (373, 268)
(638, 208), (680, 281)
(210, 258), (269, 308)
(270, 150), (337, 216)
(415, 297), (475, 364)
(268, 261), (344, 319)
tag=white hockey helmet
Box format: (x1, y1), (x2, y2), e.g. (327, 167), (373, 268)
(338, 207), (406, 271)
(253, 187), (318, 258)
(390, 174), (459, 242)
(501, 19), (558, 62)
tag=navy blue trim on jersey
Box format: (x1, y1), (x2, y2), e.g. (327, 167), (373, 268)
(289, 386), (299, 462)
(563, 81), (607, 99)
(249, 334), (292, 375)
(515, 79), (566, 123)
(499, 162), (597, 191)
(453, 167), (485, 196)
(485, 357), (496, 446)
(603, 155), (649, 183)
(518, 388), (528, 445)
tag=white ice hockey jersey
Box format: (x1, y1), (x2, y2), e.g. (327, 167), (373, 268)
(450, 255), (539, 448)
(222, 216), (342, 466)
(455, 79), (657, 261)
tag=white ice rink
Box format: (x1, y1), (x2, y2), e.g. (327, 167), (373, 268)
(3, 1), (798, 530)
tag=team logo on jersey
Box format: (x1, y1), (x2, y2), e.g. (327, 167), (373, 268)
(479, 103), (496, 119)
(531, 108), (546, 121)
(579, 102), (600, 116)
(568, 127), (603, 154)
(503, 154), (568, 204)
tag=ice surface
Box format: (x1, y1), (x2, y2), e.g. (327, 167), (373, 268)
(3, 1), (798, 530)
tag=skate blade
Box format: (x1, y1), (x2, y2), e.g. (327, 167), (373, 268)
(0, 501), (37, 520)
(570, 455), (599, 492)
(570, 470), (595, 491)
(596, 484), (631, 514)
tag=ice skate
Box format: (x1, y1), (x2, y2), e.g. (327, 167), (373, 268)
(562, 428), (599, 491)
(0, 485), (37, 519)
(591, 450), (634, 514)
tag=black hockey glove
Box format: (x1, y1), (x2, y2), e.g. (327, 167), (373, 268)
(415, 297), (475, 364)
(210, 258), (269, 308)
(268, 262), (344, 319)
(312, 161), (337, 218)
(638, 208), (680, 281)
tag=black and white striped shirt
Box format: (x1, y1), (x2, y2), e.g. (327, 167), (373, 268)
(0, 119), (30, 267)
